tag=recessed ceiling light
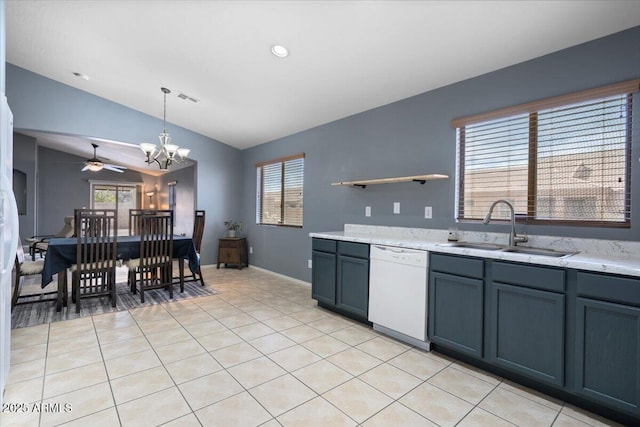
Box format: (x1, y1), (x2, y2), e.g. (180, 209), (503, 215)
(271, 45), (289, 58)
(72, 72), (90, 81)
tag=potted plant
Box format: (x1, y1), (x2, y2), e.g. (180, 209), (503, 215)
(224, 220), (243, 238)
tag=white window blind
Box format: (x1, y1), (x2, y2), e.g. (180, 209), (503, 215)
(256, 153), (304, 227)
(453, 79), (637, 227)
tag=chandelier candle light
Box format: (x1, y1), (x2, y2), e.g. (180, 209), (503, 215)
(140, 87), (190, 169)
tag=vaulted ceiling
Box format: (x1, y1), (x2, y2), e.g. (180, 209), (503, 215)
(5, 1), (640, 171)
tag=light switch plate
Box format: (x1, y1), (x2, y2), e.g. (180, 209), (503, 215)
(249, 246), (253, 254)
(393, 202), (400, 214)
(425, 206), (432, 219)
(308, 259), (312, 269)
(365, 206), (371, 217)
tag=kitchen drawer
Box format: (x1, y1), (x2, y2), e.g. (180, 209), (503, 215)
(493, 262), (565, 293)
(577, 272), (640, 307)
(338, 241), (369, 259)
(312, 238), (337, 253)
(430, 253), (484, 279)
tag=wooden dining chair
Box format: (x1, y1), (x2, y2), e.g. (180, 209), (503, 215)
(177, 210), (205, 288)
(125, 211), (174, 303)
(70, 209), (118, 313)
(129, 209), (157, 235)
(12, 242), (54, 311)
(27, 215), (75, 260)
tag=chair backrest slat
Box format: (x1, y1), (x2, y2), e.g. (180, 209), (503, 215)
(140, 211), (173, 269)
(75, 209), (117, 294)
(129, 209), (157, 236)
(192, 210), (205, 253)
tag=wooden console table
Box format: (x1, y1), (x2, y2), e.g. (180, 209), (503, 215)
(217, 237), (248, 270)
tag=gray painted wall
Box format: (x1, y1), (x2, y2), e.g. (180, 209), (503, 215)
(12, 132), (36, 238)
(241, 26), (640, 282)
(36, 145), (156, 234)
(160, 165), (196, 237)
(6, 65), (243, 264)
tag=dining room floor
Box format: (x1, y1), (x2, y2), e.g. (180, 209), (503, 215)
(2, 265), (621, 427)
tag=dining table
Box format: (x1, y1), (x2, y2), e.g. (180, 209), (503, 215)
(41, 235), (200, 311)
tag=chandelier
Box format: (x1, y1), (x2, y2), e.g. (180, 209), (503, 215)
(140, 87), (190, 169)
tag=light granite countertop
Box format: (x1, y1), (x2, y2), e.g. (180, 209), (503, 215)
(310, 225), (640, 278)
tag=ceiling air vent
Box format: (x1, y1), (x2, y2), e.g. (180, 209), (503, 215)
(177, 93), (199, 103)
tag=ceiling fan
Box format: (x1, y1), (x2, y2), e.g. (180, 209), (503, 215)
(82, 143), (127, 173)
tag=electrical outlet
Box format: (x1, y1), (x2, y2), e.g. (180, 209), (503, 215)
(365, 206), (371, 217)
(424, 206), (432, 219)
(308, 259), (312, 269)
(393, 202), (400, 214)
(249, 246), (253, 254)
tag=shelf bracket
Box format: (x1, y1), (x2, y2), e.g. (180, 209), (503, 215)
(412, 179), (427, 185)
(353, 184), (367, 189)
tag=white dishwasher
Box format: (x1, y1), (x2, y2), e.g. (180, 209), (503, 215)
(368, 245), (430, 350)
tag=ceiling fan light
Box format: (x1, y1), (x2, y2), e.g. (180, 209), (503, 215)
(86, 162), (104, 172)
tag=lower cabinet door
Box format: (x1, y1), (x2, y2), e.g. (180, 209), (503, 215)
(575, 297), (640, 416)
(336, 255), (369, 318)
(311, 251), (336, 305)
(489, 283), (565, 386)
(428, 271), (484, 358)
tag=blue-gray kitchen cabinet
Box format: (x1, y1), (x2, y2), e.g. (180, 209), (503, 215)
(311, 238), (336, 305)
(311, 238), (370, 322)
(428, 253), (484, 358)
(574, 272), (640, 417)
(489, 262), (566, 387)
(336, 251), (369, 318)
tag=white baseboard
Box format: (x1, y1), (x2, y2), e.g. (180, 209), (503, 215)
(246, 265), (311, 288)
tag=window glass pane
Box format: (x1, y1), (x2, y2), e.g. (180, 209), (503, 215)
(116, 186), (137, 234)
(461, 114), (529, 220)
(261, 162), (282, 225)
(256, 155), (304, 227)
(536, 95), (628, 222)
(256, 167), (262, 224)
(283, 158), (304, 226)
(91, 184), (139, 235)
(456, 90), (631, 226)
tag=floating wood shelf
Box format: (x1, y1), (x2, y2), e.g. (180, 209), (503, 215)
(331, 174), (449, 189)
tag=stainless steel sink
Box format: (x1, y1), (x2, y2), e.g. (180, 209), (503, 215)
(500, 246), (578, 258)
(437, 242), (578, 258)
(437, 242), (504, 251)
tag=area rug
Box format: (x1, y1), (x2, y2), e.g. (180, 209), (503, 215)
(11, 280), (219, 329)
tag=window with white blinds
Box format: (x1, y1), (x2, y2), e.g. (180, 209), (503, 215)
(453, 80), (638, 227)
(256, 153), (304, 227)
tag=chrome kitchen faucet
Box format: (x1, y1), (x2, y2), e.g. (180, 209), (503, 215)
(482, 200), (528, 247)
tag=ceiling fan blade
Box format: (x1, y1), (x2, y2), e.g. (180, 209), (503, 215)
(81, 165), (90, 171)
(103, 165), (125, 173)
(105, 163), (126, 170)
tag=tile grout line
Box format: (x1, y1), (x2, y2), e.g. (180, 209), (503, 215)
(129, 302), (200, 425)
(90, 314), (124, 427)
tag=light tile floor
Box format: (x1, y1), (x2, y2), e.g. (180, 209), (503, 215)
(2, 266), (622, 426)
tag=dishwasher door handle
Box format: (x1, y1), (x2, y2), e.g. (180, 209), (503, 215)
(375, 245), (404, 253)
